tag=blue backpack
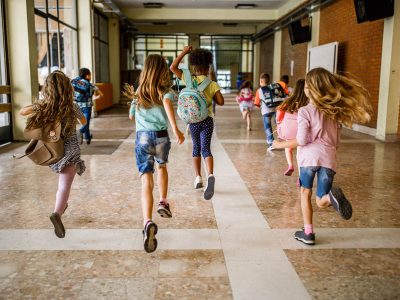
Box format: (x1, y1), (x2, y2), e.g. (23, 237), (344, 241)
(261, 82), (287, 108)
(177, 69), (211, 124)
(71, 77), (93, 103)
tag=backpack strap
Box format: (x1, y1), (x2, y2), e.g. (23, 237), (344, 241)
(182, 69), (193, 89)
(198, 77), (212, 92)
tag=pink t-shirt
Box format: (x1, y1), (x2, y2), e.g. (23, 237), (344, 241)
(296, 103), (341, 171)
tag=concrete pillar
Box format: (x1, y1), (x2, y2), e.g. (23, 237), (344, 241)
(108, 17), (120, 104)
(273, 30), (282, 81)
(6, 0), (38, 141)
(253, 41), (261, 85)
(189, 35), (200, 49)
(77, 0), (93, 72)
(376, 2), (400, 142)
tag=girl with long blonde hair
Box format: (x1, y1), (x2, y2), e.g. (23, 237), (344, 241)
(126, 54), (184, 253)
(273, 67), (371, 245)
(20, 70), (87, 239)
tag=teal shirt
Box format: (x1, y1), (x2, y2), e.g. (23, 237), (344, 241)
(130, 91), (176, 131)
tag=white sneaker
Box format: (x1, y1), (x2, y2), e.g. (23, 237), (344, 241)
(194, 176), (203, 189)
(267, 145), (275, 151)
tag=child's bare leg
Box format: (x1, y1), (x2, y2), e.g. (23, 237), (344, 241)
(54, 164), (76, 215)
(204, 156), (214, 175)
(285, 148), (293, 168)
(193, 157), (202, 177)
(157, 165), (168, 200)
(316, 194), (331, 208)
(246, 111), (251, 129)
(300, 187), (313, 225)
(141, 173), (154, 224)
(242, 110), (247, 120)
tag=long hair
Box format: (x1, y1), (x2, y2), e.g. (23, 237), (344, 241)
(137, 54), (171, 109)
(277, 79), (308, 113)
(26, 71), (75, 135)
(305, 68), (372, 127)
(238, 80), (252, 94)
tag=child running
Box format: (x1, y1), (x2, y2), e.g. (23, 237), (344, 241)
(236, 80), (254, 131)
(20, 71), (87, 238)
(276, 79), (308, 176)
(127, 54), (184, 253)
(273, 67), (371, 245)
(170, 46), (224, 200)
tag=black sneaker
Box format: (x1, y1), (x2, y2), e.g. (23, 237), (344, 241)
(49, 213), (65, 238)
(294, 229), (315, 245)
(143, 221), (158, 253)
(329, 185), (352, 220)
(157, 202), (172, 218)
(86, 134), (93, 145)
(203, 175), (215, 200)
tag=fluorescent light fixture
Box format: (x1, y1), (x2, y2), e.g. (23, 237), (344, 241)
(235, 3), (256, 9)
(223, 22), (238, 26)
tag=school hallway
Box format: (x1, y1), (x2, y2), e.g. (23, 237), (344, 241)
(0, 93), (399, 299)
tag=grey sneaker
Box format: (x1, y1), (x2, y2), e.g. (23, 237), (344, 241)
(203, 175), (215, 200)
(294, 229), (315, 245)
(49, 212), (65, 238)
(143, 221), (158, 253)
(329, 185), (352, 220)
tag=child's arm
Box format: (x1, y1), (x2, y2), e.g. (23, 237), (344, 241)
(213, 91), (224, 106)
(273, 139), (297, 149)
(254, 89), (261, 107)
(170, 45), (192, 80)
(163, 98), (185, 144)
(19, 105), (35, 116)
(129, 103), (135, 121)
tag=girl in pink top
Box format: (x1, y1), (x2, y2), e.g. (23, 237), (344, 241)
(276, 79), (308, 176)
(236, 80), (254, 131)
(273, 68), (371, 245)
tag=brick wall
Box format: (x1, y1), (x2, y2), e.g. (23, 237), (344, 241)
(259, 35), (274, 81)
(319, 0), (384, 128)
(280, 20), (308, 87)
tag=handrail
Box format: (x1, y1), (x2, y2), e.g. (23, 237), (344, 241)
(0, 103), (11, 113)
(0, 85), (11, 94)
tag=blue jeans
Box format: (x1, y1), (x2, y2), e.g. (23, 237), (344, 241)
(299, 166), (336, 198)
(262, 112), (275, 146)
(135, 131), (171, 175)
(79, 107), (92, 140)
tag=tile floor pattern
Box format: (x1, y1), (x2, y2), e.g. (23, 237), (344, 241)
(0, 95), (399, 299)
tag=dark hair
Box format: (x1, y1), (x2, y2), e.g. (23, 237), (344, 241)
(277, 79), (308, 113)
(189, 49), (213, 67)
(259, 73), (270, 82)
(280, 75), (289, 84)
(79, 68), (91, 78)
(238, 80), (252, 91)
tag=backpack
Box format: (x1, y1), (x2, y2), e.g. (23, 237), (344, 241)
(18, 123), (64, 166)
(238, 88), (253, 102)
(71, 77), (93, 103)
(261, 82), (287, 108)
(177, 69), (211, 124)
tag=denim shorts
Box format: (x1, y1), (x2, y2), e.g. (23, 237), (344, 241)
(299, 166), (335, 198)
(135, 131), (171, 175)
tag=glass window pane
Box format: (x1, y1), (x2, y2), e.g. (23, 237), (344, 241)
(48, 19), (60, 72)
(48, 0), (58, 17)
(59, 24), (78, 78)
(200, 36), (211, 48)
(0, 112), (9, 126)
(135, 51), (145, 69)
(34, 0), (47, 13)
(35, 15), (49, 86)
(135, 37), (145, 50)
(94, 12), (99, 38)
(100, 42), (109, 82)
(213, 38), (241, 50)
(58, 0), (77, 28)
(99, 16), (108, 42)
(94, 40), (101, 81)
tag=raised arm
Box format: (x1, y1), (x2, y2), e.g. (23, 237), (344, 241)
(19, 105), (35, 116)
(163, 97), (184, 144)
(170, 45), (192, 80)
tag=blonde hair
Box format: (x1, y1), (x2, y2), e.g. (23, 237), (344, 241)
(305, 68), (372, 127)
(136, 54), (171, 109)
(278, 79), (308, 113)
(26, 70), (75, 136)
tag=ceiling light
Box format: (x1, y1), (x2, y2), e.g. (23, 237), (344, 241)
(223, 23), (238, 26)
(235, 4), (256, 9)
(152, 22), (167, 25)
(143, 2), (163, 8)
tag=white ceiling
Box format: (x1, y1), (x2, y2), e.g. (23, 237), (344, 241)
(113, 0), (290, 9)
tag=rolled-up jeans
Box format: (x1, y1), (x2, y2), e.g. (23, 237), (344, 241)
(79, 107), (92, 140)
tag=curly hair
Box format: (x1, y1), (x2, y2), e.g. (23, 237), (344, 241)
(189, 48), (213, 67)
(136, 54), (171, 109)
(26, 70), (76, 136)
(277, 79), (308, 113)
(305, 68), (372, 127)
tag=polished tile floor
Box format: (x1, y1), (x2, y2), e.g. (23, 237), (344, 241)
(0, 94), (399, 299)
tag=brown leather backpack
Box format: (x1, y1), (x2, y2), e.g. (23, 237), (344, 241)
(19, 123), (64, 166)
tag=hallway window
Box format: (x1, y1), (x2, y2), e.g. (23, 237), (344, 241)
(34, 0), (78, 85)
(93, 10), (109, 83)
(200, 36), (253, 89)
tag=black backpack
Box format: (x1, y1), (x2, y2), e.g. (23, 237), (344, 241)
(261, 82), (287, 108)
